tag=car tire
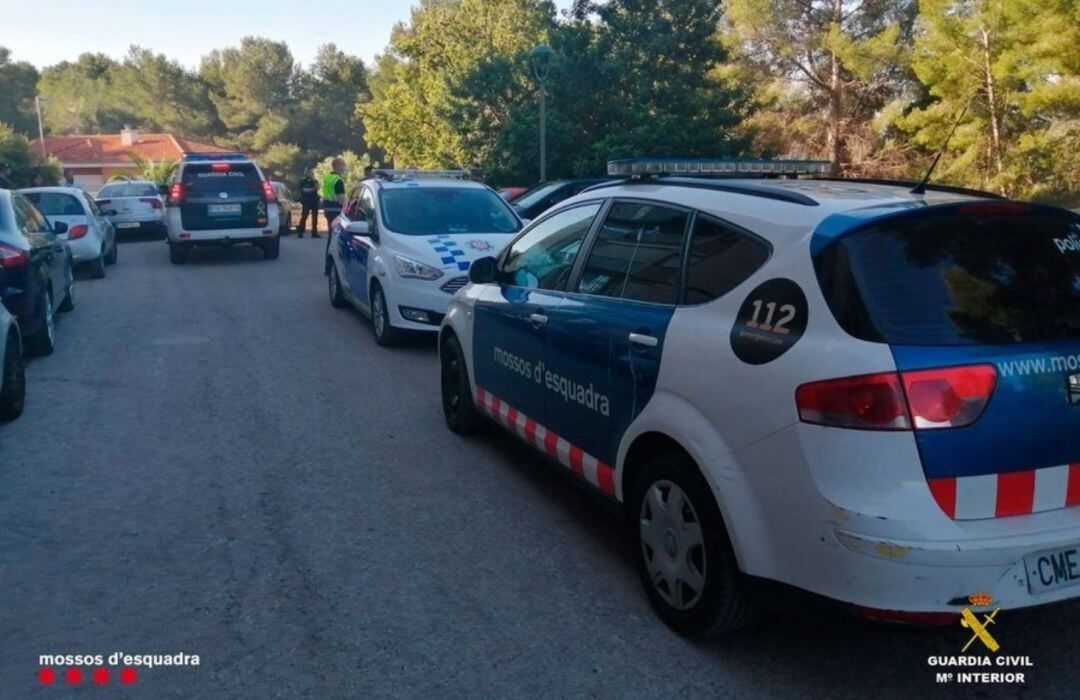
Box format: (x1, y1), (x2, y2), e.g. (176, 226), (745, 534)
(632, 452), (755, 637)
(104, 239), (118, 265)
(440, 333), (483, 434)
(328, 264), (346, 308)
(370, 282), (404, 347)
(26, 287), (56, 357)
(88, 248), (106, 279)
(169, 243), (188, 265)
(263, 237), (280, 260)
(0, 329), (26, 422)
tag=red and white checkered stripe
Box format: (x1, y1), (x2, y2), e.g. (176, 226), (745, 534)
(475, 386), (616, 497)
(928, 464), (1080, 520)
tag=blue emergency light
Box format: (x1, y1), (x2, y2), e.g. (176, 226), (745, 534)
(182, 152), (247, 162)
(607, 157), (831, 178)
(374, 169), (472, 181)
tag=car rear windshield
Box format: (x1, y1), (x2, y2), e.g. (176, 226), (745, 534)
(23, 192), (84, 216)
(815, 204), (1080, 345)
(380, 187), (521, 236)
(182, 163), (261, 194)
(98, 182), (158, 198)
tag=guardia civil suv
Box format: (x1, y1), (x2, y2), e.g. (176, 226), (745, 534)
(439, 157), (1080, 636)
(326, 170), (522, 346)
(164, 154), (281, 263)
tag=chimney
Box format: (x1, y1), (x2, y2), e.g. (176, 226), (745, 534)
(120, 126), (139, 146)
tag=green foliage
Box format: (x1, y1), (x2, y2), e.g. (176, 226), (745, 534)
(111, 47), (220, 138)
(37, 53), (135, 133)
(126, 152), (178, 186)
(0, 48), (39, 135)
(0, 122), (58, 186)
(897, 0), (1080, 201)
(313, 151), (377, 194)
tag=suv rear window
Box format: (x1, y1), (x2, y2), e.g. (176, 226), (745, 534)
(815, 204), (1080, 345)
(182, 163), (260, 194)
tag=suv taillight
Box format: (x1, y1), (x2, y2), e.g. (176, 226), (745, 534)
(169, 183), (185, 205)
(68, 224), (89, 240)
(0, 243), (29, 268)
(261, 180), (277, 203)
(796, 364), (996, 431)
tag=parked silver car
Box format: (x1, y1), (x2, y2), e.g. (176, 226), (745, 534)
(95, 179), (167, 238)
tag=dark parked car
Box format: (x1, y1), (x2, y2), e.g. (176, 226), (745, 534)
(0, 190), (75, 356)
(510, 178), (610, 222)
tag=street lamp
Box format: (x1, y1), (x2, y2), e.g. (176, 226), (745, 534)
(529, 45), (554, 182)
(34, 96), (47, 160)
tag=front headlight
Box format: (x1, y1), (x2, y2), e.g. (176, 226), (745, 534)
(393, 254), (444, 280)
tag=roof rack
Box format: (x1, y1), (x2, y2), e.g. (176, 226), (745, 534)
(373, 168), (471, 181)
(814, 177), (1004, 200)
(607, 157), (831, 179)
(182, 152), (247, 162)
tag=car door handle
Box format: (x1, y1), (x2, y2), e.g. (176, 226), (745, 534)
(629, 333), (658, 348)
(529, 313), (548, 328)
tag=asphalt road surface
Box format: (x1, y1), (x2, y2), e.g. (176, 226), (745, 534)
(1, 236), (1077, 699)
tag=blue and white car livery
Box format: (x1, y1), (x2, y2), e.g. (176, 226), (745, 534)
(326, 170), (523, 346)
(439, 158), (1080, 636)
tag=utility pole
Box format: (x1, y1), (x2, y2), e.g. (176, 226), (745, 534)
(35, 96), (47, 159)
(529, 45), (554, 183)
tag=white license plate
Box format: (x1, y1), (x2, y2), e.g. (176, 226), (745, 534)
(1024, 544), (1080, 595)
(208, 204), (241, 215)
(116, 221), (140, 229)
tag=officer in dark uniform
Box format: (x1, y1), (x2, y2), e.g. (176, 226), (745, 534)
(294, 170), (320, 238)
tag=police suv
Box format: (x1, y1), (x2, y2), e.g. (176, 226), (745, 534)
(326, 170), (522, 345)
(164, 154), (281, 264)
(439, 158), (1080, 636)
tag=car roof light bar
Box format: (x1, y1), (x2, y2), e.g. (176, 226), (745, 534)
(374, 169), (472, 181)
(182, 152), (247, 162)
(607, 158), (831, 178)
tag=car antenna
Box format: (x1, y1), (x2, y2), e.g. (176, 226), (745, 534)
(911, 97), (973, 195)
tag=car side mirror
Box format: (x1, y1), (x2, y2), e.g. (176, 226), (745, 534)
(468, 256), (498, 285)
(51, 221), (68, 234)
(345, 220), (370, 236)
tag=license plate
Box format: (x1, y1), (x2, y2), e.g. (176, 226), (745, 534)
(208, 204), (241, 215)
(116, 221), (140, 229)
(1024, 544), (1080, 594)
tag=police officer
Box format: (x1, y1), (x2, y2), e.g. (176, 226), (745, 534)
(317, 157), (347, 241)
(294, 170), (319, 238)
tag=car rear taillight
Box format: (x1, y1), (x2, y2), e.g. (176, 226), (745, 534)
(169, 183), (185, 205)
(901, 365), (996, 429)
(67, 224), (89, 240)
(0, 243), (29, 268)
(796, 364), (997, 431)
(140, 197), (163, 210)
(211, 163), (231, 172)
(261, 180), (277, 203)
(796, 372), (910, 430)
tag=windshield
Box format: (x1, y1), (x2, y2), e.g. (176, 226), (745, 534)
(815, 204), (1080, 345)
(23, 192), (84, 216)
(511, 182), (563, 212)
(98, 182), (158, 198)
(380, 187), (521, 236)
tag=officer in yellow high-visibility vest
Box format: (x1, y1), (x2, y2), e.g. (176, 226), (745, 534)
(317, 157), (348, 240)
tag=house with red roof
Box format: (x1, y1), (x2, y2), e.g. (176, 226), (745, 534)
(33, 128), (235, 192)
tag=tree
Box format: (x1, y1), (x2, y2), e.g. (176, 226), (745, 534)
(897, 0), (1080, 201)
(125, 152), (178, 186)
(724, 0), (916, 173)
(111, 47), (221, 139)
(295, 44), (372, 159)
(0, 122), (59, 186)
(37, 53), (135, 133)
(0, 48), (39, 136)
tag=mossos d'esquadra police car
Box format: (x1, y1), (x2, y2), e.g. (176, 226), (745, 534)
(326, 169), (522, 346)
(438, 157), (1080, 636)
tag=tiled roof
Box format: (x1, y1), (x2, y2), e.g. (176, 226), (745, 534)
(35, 133), (234, 164)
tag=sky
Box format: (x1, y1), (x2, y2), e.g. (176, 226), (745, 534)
(3, 0), (574, 70)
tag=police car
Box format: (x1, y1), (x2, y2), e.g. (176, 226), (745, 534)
(439, 157), (1080, 636)
(326, 170), (522, 345)
(164, 154), (281, 263)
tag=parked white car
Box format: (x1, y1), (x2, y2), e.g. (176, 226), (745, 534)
(95, 180), (166, 238)
(0, 303), (25, 422)
(21, 187), (118, 279)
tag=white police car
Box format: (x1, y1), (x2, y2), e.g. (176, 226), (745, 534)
(326, 170), (522, 346)
(439, 157), (1080, 636)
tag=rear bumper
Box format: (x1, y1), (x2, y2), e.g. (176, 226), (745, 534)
(168, 233), (276, 248)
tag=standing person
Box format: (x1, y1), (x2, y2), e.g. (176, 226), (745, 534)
(30, 171), (46, 187)
(294, 169), (319, 239)
(0, 162), (12, 189)
(62, 168), (86, 190)
(318, 157), (348, 241)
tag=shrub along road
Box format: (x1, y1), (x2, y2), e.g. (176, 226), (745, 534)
(0, 237), (1077, 698)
